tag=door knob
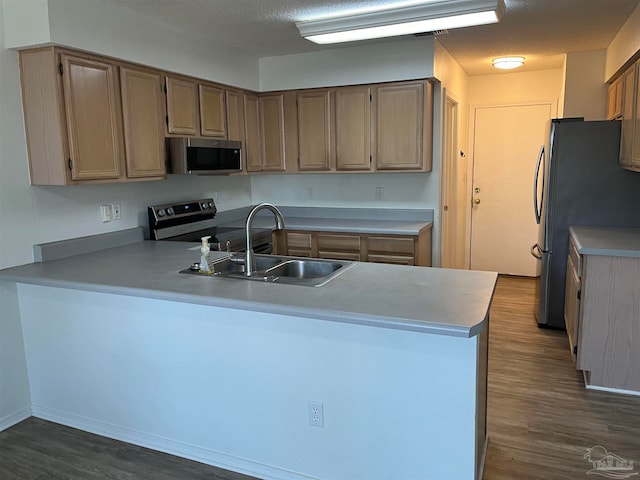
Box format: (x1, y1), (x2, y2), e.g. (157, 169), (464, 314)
(473, 198), (481, 205)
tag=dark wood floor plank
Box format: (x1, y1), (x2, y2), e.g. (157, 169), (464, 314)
(2, 275), (639, 479)
(483, 275), (640, 480)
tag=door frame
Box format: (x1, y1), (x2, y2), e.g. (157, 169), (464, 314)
(439, 92), (462, 268)
(465, 100), (558, 270)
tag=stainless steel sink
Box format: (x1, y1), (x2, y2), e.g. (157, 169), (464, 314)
(180, 254), (354, 287)
(265, 259), (342, 279)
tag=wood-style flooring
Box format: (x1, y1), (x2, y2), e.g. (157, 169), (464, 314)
(483, 275), (640, 480)
(1, 275), (639, 479)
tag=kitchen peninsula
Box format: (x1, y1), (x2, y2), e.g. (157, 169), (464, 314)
(0, 230), (497, 480)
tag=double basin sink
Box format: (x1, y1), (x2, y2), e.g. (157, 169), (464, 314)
(181, 254), (355, 287)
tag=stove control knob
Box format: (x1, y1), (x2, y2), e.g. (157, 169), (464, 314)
(157, 209), (166, 217)
(208, 201), (214, 209)
(166, 207), (174, 215)
(201, 202), (208, 210)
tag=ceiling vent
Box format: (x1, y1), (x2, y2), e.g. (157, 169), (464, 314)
(414, 29), (449, 37)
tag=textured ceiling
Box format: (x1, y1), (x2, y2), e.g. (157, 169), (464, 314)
(106, 0), (640, 75)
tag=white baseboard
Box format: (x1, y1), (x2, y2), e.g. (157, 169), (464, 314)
(0, 405), (32, 432)
(583, 371), (640, 396)
(32, 404), (318, 480)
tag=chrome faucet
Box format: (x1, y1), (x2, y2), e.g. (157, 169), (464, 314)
(244, 203), (285, 276)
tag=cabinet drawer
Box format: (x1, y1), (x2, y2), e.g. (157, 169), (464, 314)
(317, 234), (361, 251)
(568, 237), (582, 277)
(318, 251), (361, 262)
(288, 249), (312, 258)
(287, 232), (312, 249)
(368, 236), (415, 255)
(368, 254), (414, 266)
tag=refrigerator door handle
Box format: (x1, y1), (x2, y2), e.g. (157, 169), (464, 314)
(533, 145), (545, 224)
(530, 243), (543, 260)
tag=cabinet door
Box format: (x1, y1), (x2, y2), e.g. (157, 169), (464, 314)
(607, 78), (623, 120)
(61, 54), (123, 180)
(632, 63), (640, 169)
(374, 81), (424, 170)
(367, 254), (414, 266)
(226, 89), (245, 143)
(199, 84), (226, 137)
(259, 94), (287, 171)
(120, 67), (166, 178)
(297, 90), (332, 171)
(243, 93), (261, 172)
(166, 77), (198, 135)
(564, 254), (581, 363)
(620, 65), (636, 168)
(335, 86), (371, 171)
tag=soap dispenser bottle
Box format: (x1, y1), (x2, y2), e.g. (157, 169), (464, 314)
(199, 236), (214, 274)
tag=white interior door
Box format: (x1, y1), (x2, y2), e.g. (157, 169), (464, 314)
(470, 103), (552, 276)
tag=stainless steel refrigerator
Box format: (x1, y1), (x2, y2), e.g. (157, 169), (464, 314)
(531, 118), (640, 328)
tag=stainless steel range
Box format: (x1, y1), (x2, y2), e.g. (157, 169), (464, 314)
(148, 198), (272, 253)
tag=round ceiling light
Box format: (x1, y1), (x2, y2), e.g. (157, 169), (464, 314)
(492, 57), (525, 69)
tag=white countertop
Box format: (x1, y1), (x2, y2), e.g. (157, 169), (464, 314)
(570, 226), (640, 257)
(0, 240), (496, 338)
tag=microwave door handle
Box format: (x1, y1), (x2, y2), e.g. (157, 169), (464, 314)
(533, 145), (545, 224)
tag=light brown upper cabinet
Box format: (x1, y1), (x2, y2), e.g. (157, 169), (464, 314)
(20, 48), (146, 185)
(297, 90), (333, 171)
(373, 80), (433, 171)
(607, 76), (623, 120)
(120, 67), (166, 178)
(335, 86), (372, 171)
(199, 84), (226, 137)
(226, 89), (245, 143)
(259, 94), (287, 172)
(244, 93), (262, 172)
(20, 47), (166, 185)
(61, 54), (124, 181)
(165, 76), (199, 135)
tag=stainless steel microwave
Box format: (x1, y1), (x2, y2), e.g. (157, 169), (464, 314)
(168, 138), (242, 175)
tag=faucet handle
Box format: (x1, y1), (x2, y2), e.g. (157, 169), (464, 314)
(225, 241), (245, 265)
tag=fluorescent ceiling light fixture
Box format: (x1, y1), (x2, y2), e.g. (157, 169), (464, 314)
(296, 0), (505, 44)
(492, 56), (524, 69)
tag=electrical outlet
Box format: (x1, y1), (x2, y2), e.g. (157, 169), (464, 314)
(375, 186), (384, 200)
(306, 187), (313, 200)
(308, 401), (324, 428)
(111, 203), (121, 220)
(100, 204), (112, 223)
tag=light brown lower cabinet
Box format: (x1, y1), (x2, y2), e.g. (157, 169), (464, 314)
(274, 227), (432, 267)
(564, 236), (640, 393)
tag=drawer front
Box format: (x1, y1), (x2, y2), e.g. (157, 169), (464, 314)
(568, 237), (582, 277)
(368, 236), (415, 255)
(317, 234), (361, 252)
(368, 254), (415, 266)
(287, 232), (312, 250)
(318, 251), (362, 262)
(288, 249), (312, 258)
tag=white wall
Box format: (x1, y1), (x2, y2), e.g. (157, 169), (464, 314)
(20, 284), (480, 480)
(251, 172), (435, 208)
(5, 0), (260, 90)
(606, 2), (640, 80)
(0, 0), (32, 429)
(259, 36), (435, 91)
(563, 50), (608, 120)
